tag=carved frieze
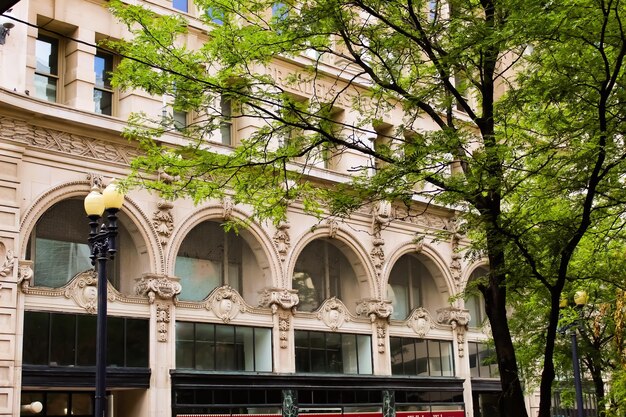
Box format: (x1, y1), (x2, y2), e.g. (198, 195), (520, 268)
(63, 270), (99, 313)
(206, 286), (247, 323)
(135, 274), (182, 303)
(394, 206), (448, 230)
(258, 287), (299, 313)
(407, 307), (434, 338)
(0, 116), (141, 164)
(156, 303), (171, 342)
(356, 298), (393, 322)
(317, 297), (350, 330)
(273, 222), (291, 262)
(153, 200), (174, 246)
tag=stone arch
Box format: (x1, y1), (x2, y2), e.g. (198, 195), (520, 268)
(287, 225), (377, 310)
(383, 241), (455, 318)
(19, 180), (161, 280)
(167, 203), (277, 303)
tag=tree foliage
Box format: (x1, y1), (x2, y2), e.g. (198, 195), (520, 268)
(107, 0), (626, 416)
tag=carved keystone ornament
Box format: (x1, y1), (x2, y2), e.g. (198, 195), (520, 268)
(206, 286), (247, 323)
(317, 297), (350, 331)
(407, 307), (434, 337)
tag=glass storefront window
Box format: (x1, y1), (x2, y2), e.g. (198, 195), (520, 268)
(294, 330), (372, 374)
(390, 337), (455, 377)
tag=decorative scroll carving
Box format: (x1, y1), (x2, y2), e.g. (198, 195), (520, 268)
(327, 219), (339, 239)
(376, 321), (387, 353)
(278, 312), (290, 349)
(0, 248), (15, 278)
(0, 116), (141, 163)
(206, 286), (246, 323)
(370, 203), (388, 276)
(446, 217), (464, 288)
(222, 197), (234, 220)
(153, 200), (174, 246)
(259, 287), (299, 313)
(17, 260), (33, 289)
(273, 222), (291, 262)
(437, 307), (471, 358)
(156, 303), (171, 342)
(356, 299), (393, 322)
(407, 307), (433, 337)
(63, 270), (99, 313)
(135, 274), (181, 304)
(317, 297), (349, 330)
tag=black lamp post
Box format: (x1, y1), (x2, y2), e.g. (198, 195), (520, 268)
(84, 181), (125, 417)
(560, 290), (588, 417)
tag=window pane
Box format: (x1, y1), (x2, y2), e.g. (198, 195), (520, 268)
(94, 89), (113, 115)
(107, 317), (125, 366)
(175, 256), (221, 301)
(195, 323), (215, 370)
(415, 339), (428, 375)
(36, 36), (58, 75)
(50, 314), (76, 366)
(389, 337), (404, 375)
(172, 0), (188, 12)
(326, 332), (342, 373)
(34, 238), (91, 287)
(71, 393), (93, 415)
(215, 325), (236, 370)
(76, 314), (96, 366)
(468, 342), (479, 377)
(176, 322), (195, 369)
(34, 73), (57, 103)
(126, 318), (149, 367)
(47, 393), (69, 415)
(23, 312), (49, 365)
(440, 341), (454, 376)
(254, 328), (272, 372)
(294, 331), (310, 372)
(356, 334), (373, 374)
(94, 52), (113, 89)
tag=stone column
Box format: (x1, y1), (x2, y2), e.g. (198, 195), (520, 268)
(0, 141), (24, 417)
(135, 274), (182, 417)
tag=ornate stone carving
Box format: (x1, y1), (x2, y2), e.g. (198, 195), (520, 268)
(17, 260), (33, 289)
(437, 307), (471, 358)
(372, 200), (392, 237)
(0, 116), (141, 163)
(317, 297), (349, 330)
(376, 321), (387, 353)
(370, 239), (385, 276)
(278, 312), (290, 349)
(87, 173), (104, 189)
(206, 286), (246, 323)
(447, 217), (464, 288)
(0, 248), (15, 278)
(135, 274), (182, 303)
(259, 287), (299, 313)
(153, 200), (174, 246)
(356, 299), (393, 322)
(222, 197), (234, 220)
(273, 222), (291, 262)
(327, 219), (339, 238)
(394, 206), (448, 230)
(407, 307), (433, 337)
(156, 303), (171, 342)
(64, 270), (99, 313)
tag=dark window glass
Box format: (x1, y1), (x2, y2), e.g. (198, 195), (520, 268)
(23, 312), (148, 368)
(94, 50), (114, 115)
(294, 330), (372, 374)
(23, 312), (49, 365)
(175, 321), (272, 372)
(34, 35), (59, 102)
(468, 341), (498, 378)
(389, 337), (455, 377)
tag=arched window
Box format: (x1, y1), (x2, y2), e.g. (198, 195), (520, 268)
(26, 199), (133, 290)
(387, 254), (442, 320)
(175, 221), (263, 302)
(292, 239), (359, 312)
(466, 267), (488, 328)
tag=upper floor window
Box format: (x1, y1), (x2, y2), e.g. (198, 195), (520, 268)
(220, 96), (233, 145)
(466, 268), (488, 328)
(175, 221), (265, 302)
(294, 330), (372, 374)
(23, 311), (149, 367)
(468, 341), (498, 378)
(387, 254), (443, 320)
(292, 239), (359, 312)
(176, 322), (272, 372)
(390, 337), (454, 377)
(34, 35), (59, 103)
(173, 0), (188, 13)
(94, 50), (114, 115)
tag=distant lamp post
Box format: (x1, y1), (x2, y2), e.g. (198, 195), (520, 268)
(559, 290), (588, 417)
(84, 181), (125, 417)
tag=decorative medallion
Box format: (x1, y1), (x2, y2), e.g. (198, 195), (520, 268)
(278, 312), (291, 349)
(152, 200), (174, 246)
(273, 222), (291, 262)
(135, 274), (182, 304)
(356, 298), (393, 322)
(317, 297), (349, 330)
(156, 303), (171, 342)
(258, 287), (299, 313)
(63, 270), (99, 313)
(407, 307), (433, 337)
(206, 286), (246, 323)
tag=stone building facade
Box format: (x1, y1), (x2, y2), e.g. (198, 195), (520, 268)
(0, 0), (504, 416)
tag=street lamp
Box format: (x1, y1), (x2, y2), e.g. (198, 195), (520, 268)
(84, 181), (125, 417)
(559, 290), (588, 417)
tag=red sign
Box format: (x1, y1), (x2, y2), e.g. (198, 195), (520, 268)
(180, 411), (464, 417)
